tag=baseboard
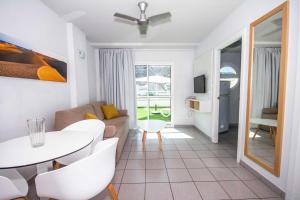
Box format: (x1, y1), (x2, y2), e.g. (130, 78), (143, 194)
(192, 125), (213, 141)
(240, 160), (285, 198)
(174, 124), (194, 128)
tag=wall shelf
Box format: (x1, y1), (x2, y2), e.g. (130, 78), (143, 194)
(186, 99), (211, 113)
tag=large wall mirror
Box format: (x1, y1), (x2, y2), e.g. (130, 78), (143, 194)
(245, 2), (288, 176)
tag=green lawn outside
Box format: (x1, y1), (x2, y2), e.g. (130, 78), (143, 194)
(137, 107), (171, 122)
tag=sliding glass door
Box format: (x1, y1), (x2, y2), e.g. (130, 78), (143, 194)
(135, 64), (172, 124)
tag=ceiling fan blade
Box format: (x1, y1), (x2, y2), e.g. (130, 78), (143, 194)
(114, 13), (138, 22)
(148, 12), (171, 23)
(139, 24), (148, 35)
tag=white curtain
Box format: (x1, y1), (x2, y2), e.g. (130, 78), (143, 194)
(98, 49), (136, 128)
(251, 48), (281, 118)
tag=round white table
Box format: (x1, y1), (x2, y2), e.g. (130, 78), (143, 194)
(0, 131), (93, 169)
(138, 120), (166, 150)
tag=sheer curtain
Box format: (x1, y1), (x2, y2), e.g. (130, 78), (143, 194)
(251, 48), (281, 118)
(98, 49), (136, 128)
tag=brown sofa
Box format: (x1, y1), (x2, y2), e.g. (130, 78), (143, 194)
(54, 101), (129, 161)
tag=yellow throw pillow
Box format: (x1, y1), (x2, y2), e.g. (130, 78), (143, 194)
(101, 104), (119, 120)
(85, 112), (98, 120)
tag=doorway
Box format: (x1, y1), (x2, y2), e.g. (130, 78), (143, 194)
(135, 64), (172, 126)
(218, 40), (242, 158)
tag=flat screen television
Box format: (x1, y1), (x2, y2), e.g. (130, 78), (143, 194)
(194, 75), (206, 93)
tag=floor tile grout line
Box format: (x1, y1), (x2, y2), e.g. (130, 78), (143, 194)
(206, 167), (240, 182)
(118, 128), (279, 200)
(206, 165), (233, 200)
(201, 137), (241, 199)
(146, 133), (174, 199)
(118, 131), (134, 196)
(227, 166), (258, 181)
(144, 148), (146, 200)
(121, 180), (261, 184)
(161, 136), (175, 200)
(240, 179), (281, 199)
(180, 146), (205, 200)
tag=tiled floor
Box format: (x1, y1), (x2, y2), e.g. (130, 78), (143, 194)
(28, 127), (282, 200)
(94, 127), (282, 200)
(248, 128), (275, 166)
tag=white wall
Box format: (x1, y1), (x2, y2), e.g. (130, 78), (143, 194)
(0, 0), (70, 140)
(87, 43), (97, 102)
(134, 49), (195, 126)
(0, 0), (98, 180)
(0, 0), (71, 179)
(193, 0), (300, 192)
(193, 50), (214, 137)
(285, 0), (300, 199)
(67, 24), (90, 107)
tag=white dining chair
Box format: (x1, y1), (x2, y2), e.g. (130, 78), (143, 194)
(35, 138), (119, 200)
(55, 119), (105, 167)
(0, 169), (28, 200)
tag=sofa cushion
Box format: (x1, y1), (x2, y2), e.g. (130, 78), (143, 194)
(54, 105), (96, 131)
(85, 112), (98, 120)
(91, 101), (106, 120)
(101, 104), (120, 119)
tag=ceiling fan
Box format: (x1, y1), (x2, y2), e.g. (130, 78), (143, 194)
(113, 1), (171, 34)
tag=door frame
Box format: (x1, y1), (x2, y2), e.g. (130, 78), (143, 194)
(211, 30), (247, 162)
(134, 62), (175, 127)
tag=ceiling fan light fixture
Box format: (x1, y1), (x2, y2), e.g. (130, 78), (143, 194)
(113, 1), (171, 34)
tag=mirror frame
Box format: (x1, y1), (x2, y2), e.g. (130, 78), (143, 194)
(244, 2), (289, 177)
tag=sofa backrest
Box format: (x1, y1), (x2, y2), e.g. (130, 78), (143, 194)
(54, 104), (96, 131)
(91, 101), (106, 120)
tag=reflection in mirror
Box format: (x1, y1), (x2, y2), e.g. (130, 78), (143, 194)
(249, 11), (282, 168)
(245, 2), (288, 176)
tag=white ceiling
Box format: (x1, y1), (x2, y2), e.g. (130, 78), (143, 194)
(42, 0), (244, 46)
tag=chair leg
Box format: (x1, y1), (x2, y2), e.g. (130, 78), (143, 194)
(269, 127), (273, 139)
(142, 131), (147, 143)
(142, 131), (147, 151)
(107, 183), (118, 200)
(53, 161), (62, 170)
(252, 126), (260, 140)
(157, 131), (163, 151)
(272, 127), (276, 145)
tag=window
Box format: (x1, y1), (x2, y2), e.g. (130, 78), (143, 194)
(220, 65), (239, 88)
(220, 66), (237, 75)
(135, 65), (172, 123)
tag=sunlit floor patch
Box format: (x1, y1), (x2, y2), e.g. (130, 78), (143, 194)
(249, 130), (261, 138)
(161, 128), (182, 133)
(162, 132), (193, 139)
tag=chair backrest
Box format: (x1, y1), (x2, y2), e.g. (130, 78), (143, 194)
(62, 119), (105, 144)
(35, 138), (119, 200)
(262, 108), (278, 120)
(0, 169), (28, 200)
